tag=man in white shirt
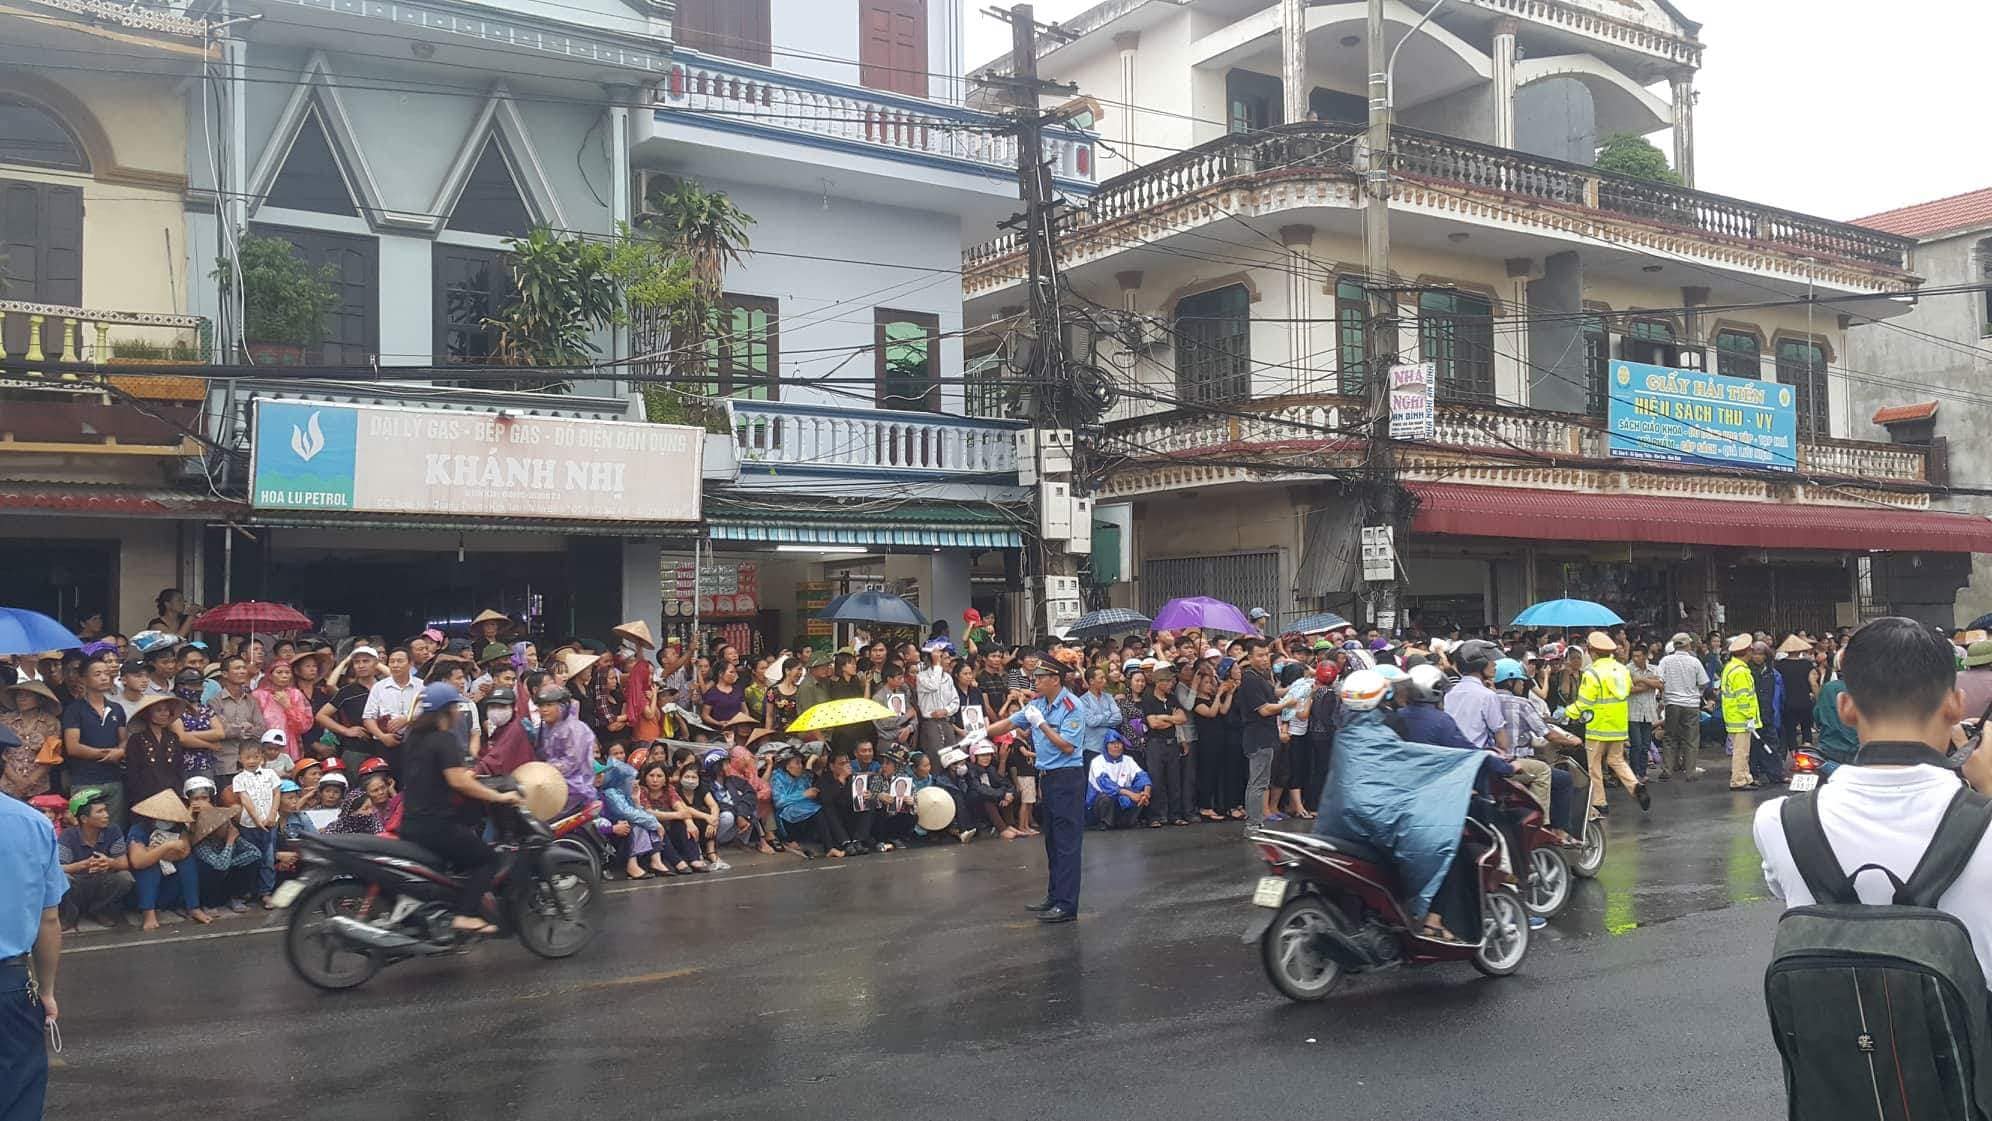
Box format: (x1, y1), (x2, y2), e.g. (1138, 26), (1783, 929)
(1753, 617), (1992, 983)
(1657, 633), (1710, 780)
(363, 647), (423, 770)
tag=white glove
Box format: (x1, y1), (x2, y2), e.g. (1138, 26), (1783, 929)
(959, 727), (990, 748)
(1021, 705), (1047, 729)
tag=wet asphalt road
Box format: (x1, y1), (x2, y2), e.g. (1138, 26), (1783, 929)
(49, 772), (1790, 1120)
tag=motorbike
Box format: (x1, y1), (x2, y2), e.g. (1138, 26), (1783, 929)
(1244, 809), (1532, 1003)
(278, 778), (603, 991)
(546, 797), (609, 876)
(1787, 749), (1826, 792)
(1487, 778), (1575, 919)
(1544, 752), (1609, 880)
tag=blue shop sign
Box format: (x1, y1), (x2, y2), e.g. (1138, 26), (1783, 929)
(1606, 361), (1797, 472)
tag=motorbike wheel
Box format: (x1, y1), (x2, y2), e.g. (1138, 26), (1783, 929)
(1523, 846), (1572, 919)
(552, 833), (605, 876)
(1472, 887), (1530, 977)
(1259, 896), (1346, 1002)
(1572, 816), (1607, 879)
(284, 880), (382, 991)
(511, 846), (604, 959)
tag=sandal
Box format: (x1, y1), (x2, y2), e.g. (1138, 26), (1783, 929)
(1418, 918), (1466, 944)
(450, 917), (499, 937)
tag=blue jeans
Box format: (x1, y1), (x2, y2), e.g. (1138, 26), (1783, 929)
(238, 826), (277, 895)
(1628, 722), (1654, 779)
(132, 858), (200, 915)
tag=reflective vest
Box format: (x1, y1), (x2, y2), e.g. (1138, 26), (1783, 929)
(1568, 656), (1631, 742)
(1721, 658), (1760, 733)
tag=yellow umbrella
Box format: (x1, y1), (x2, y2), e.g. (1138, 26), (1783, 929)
(788, 697), (897, 733)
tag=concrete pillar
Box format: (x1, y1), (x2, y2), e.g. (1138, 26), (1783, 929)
(1281, 0), (1308, 125)
(1670, 71), (1696, 187)
(619, 539), (662, 651)
(1113, 31), (1139, 174)
(605, 85), (635, 366)
(1492, 19), (1519, 150)
(1525, 250), (1586, 413)
(1281, 224), (1316, 394)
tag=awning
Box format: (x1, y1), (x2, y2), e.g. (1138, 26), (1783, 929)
(1409, 483), (1992, 554)
(707, 500), (1023, 550)
(0, 483), (247, 519)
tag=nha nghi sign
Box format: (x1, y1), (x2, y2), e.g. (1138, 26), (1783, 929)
(250, 399), (703, 522)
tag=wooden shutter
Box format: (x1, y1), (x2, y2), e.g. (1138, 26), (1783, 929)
(0, 178), (82, 357)
(860, 0), (927, 97)
(676, 0), (771, 66)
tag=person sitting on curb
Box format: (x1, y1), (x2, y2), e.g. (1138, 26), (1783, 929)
(1086, 731), (1151, 830)
(55, 788), (133, 930)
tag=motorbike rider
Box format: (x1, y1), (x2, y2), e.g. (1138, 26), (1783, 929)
(1313, 669), (1509, 943)
(396, 681), (524, 937)
(1388, 663), (1479, 750)
(1491, 659), (1582, 845)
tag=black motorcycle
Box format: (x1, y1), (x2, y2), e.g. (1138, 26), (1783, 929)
(279, 778), (603, 990)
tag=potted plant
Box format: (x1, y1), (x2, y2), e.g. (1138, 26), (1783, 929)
(215, 235), (340, 364)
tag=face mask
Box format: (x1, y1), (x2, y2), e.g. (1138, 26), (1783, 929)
(620, 642), (637, 658)
(485, 706), (512, 732)
(949, 763), (968, 777)
(679, 775), (699, 789)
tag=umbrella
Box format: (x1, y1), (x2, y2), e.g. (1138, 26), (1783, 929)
(813, 589), (927, 627)
(0, 607), (82, 656)
(1151, 596), (1258, 636)
(788, 697), (898, 733)
(189, 601), (313, 635)
(1065, 607), (1152, 639)
(1289, 612), (1352, 635)
(1510, 599), (1624, 628)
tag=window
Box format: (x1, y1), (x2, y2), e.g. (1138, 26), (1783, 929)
(1335, 278), (1369, 396)
(673, 0), (771, 65)
(1620, 317), (1677, 366)
(1978, 238), (1992, 336)
(1418, 290), (1494, 402)
(0, 97), (86, 171)
(875, 308), (939, 411)
(1174, 284), (1251, 405)
(964, 344), (1008, 419)
(1776, 337), (1830, 438)
(265, 109), (358, 217)
(859, 0), (928, 97)
(1308, 88), (1366, 125)
(0, 178), (81, 358)
(433, 245), (513, 365)
(249, 225), (377, 364)
(1714, 329), (1762, 380)
(706, 294), (779, 399)
(445, 139), (532, 239)
(1225, 70), (1282, 135)
(1583, 315), (1610, 417)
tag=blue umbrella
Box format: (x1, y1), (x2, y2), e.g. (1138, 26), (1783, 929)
(1289, 612), (1352, 635)
(1510, 599), (1623, 628)
(1065, 607), (1152, 639)
(814, 589), (927, 627)
(0, 607), (83, 656)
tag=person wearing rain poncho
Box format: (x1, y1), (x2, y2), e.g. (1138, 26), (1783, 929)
(1313, 669), (1505, 942)
(1085, 730), (1151, 830)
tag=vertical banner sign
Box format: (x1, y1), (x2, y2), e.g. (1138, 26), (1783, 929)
(1387, 362), (1436, 441)
(1360, 526), (1396, 582)
(1607, 361), (1798, 471)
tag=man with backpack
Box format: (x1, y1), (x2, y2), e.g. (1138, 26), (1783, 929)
(1753, 616), (1992, 1120)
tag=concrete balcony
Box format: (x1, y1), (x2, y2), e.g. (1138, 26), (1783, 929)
(0, 300), (210, 405)
(1097, 392), (1932, 506)
(728, 399), (1027, 502)
(964, 123), (1916, 302)
(638, 50), (1094, 224)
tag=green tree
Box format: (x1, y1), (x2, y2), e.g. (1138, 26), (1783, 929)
(637, 178), (755, 430)
(216, 234), (341, 348)
(485, 224), (691, 393)
(1594, 132), (1681, 186)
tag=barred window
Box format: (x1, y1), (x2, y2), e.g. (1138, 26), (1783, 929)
(1174, 284), (1252, 406)
(1418, 290), (1494, 403)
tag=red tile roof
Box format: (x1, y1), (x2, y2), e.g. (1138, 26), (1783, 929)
(1873, 401), (1939, 426)
(1409, 483), (1992, 554)
(0, 484), (245, 518)
(1855, 187), (1992, 239)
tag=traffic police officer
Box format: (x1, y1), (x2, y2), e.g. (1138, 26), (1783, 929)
(986, 661), (1087, 923)
(1, 729), (65, 1121)
(1566, 630), (1647, 814)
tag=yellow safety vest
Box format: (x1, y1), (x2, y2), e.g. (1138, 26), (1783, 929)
(1721, 658), (1760, 733)
(1568, 656), (1631, 741)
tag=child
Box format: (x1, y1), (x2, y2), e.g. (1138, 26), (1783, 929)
(273, 779), (319, 879)
(186, 776), (261, 912)
(229, 740), (282, 908)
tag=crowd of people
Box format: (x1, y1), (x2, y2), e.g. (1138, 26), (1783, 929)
(0, 582), (1929, 935)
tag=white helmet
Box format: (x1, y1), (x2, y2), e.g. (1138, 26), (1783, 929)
(1406, 663), (1447, 702)
(1338, 668), (1391, 711)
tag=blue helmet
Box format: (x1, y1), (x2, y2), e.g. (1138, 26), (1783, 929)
(418, 680), (466, 714)
(1493, 658), (1528, 685)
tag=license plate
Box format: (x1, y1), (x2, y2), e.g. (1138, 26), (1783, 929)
(1251, 875), (1288, 909)
(1789, 773), (1819, 792)
(270, 880), (307, 909)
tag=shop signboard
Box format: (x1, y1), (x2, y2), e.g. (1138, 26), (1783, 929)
(797, 581), (835, 638)
(1387, 363), (1435, 441)
(666, 560), (758, 619)
(1607, 361), (1796, 472)
(250, 400), (704, 520)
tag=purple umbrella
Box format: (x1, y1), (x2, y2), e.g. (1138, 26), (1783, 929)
(1151, 596), (1259, 636)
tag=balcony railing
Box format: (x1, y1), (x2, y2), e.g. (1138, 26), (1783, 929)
(654, 51), (1093, 184)
(1453, 0), (1703, 68)
(1102, 393), (1930, 485)
(964, 123), (1911, 275)
(0, 301), (211, 401)
(731, 400), (1024, 477)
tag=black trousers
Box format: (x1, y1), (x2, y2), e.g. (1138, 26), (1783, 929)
(1144, 740), (1191, 822)
(0, 961), (44, 1121)
(1193, 716), (1228, 812)
(1040, 768), (1085, 913)
(1090, 797), (1140, 829)
(399, 818), (498, 918)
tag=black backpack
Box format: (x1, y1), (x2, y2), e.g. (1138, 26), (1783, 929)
(1766, 788), (1992, 1121)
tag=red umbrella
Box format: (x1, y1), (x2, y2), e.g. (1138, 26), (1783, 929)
(190, 600), (313, 635)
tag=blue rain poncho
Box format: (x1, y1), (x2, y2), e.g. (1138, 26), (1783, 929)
(1312, 708), (1489, 916)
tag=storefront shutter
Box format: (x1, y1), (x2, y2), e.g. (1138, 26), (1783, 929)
(1141, 551), (1282, 624)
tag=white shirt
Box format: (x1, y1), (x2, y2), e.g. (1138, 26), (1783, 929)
(232, 766), (280, 829)
(364, 675), (423, 726)
(914, 665), (959, 719)
(1753, 763), (1992, 989)
(1658, 650), (1710, 707)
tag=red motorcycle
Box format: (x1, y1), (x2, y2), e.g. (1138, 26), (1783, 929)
(1245, 808), (1532, 1002)
(1491, 778), (1576, 920)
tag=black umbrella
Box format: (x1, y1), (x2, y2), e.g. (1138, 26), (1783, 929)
(1065, 607), (1152, 639)
(814, 590), (927, 627)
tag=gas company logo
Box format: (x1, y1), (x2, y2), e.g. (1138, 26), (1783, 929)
(290, 411), (326, 462)
(1615, 365), (1632, 387)
(255, 401), (357, 509)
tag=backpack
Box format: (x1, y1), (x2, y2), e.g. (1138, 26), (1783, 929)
(1765, 788), (1992, 1121)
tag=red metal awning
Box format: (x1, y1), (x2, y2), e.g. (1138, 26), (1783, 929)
(1408, 483), (1992, 554)
(0, 483), (246, 518)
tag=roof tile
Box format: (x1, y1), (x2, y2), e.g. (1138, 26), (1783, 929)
(1855, 187), (1992, 239)
(1872, 401), (1940, 426)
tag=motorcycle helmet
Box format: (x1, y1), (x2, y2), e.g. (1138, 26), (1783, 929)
(1406, 662), (1447, 703)
(1374, 663), (1409, 685)
(533, 684), (572, 706)
(418, 680), (465, 715)
(1337, 669), (1390, 711)
(317, 771), (350, 792)
(1453, 638), (1503, 678)
(357, 756), (392, 778)
(1493, 658), (1529, 686)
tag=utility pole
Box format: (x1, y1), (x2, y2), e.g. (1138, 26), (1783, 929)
(1360, 0), (1401, 635)
(990, 3), (1085, 641)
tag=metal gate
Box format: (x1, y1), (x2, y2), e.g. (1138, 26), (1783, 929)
(1141, 551), (1283, 628)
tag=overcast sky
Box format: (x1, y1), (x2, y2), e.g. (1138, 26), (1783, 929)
(965, 1), (1992, 221)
